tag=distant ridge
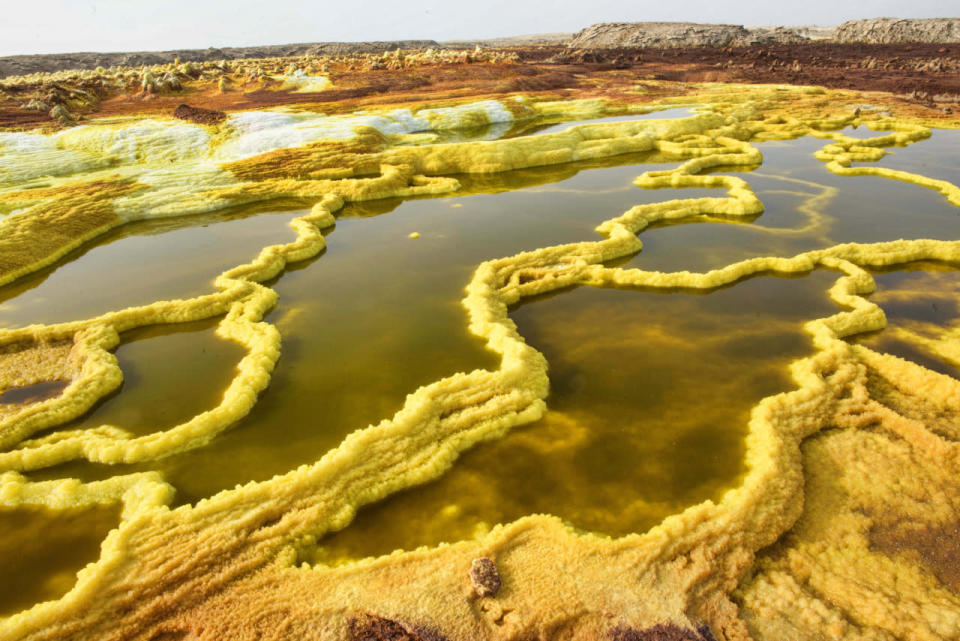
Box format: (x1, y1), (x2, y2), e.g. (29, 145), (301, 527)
(569, 22), (753, 49)
(568, 19), (960, 50)
(0, 34), (583, 79)
(4, 18), (960, 79)
(835, 18), (960, 44)
(440, 33), (572, 48)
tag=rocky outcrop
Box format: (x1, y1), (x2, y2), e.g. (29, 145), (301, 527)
(835, 18), (960, 44)
(0, 41), (441, 78)
(787, 25), (837, 40)
(567, 22), (823, 49)
(740, 27), (810, 46)
(568, 22), (751, 49)
(568, 19), (960, 49)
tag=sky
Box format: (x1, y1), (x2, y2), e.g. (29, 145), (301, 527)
(1, 0), (955, 56)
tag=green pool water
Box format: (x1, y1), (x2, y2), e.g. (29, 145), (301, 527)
(309, 269), (841, 562)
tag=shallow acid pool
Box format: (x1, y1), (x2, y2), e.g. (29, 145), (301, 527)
(309, 270), (841, 562)
(5, 114), (960, 591)
(0, 504), (120, 615)
(25, 151), (720, 502)
(0, 204), (303, 329)
(854, 262), (960, 377)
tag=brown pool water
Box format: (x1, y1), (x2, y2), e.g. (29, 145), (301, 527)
(48, 318), (247, 438)
(853, 128), (960, 188)
(0, 504), (120, 615)
(632, 135), (960, 273)
(854, 262), (960, 378)
(0, 203), (303, 329)
(0, 381), (69, 406)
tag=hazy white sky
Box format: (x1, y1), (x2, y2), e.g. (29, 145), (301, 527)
(1, 0), (955, 56)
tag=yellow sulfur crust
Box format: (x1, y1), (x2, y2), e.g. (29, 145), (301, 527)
(0, 85), (958, 639)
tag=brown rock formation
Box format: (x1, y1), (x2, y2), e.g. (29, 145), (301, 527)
(835, 18), (960, 44)
(569, 22), (752, 49)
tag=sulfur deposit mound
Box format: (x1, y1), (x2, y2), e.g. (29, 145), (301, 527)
(835, 17), (960, 44)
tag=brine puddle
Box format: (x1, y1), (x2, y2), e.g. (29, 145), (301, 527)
(854, 262), (960, 378)
(0, 203), (303, 329)
(306, 270), (840, 563)
(632, 133), (960, 273)
(25, 150), (717, 502)
(21, 123), (957, 554)
(0, 503), (120, 616)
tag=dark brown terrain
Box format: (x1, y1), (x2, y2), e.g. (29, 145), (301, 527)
(0, 42), (957, 131)
(550, 42), (960, 102)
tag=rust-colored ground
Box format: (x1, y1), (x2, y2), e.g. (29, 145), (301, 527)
(551, 42), (960, 100)
(1, 43), (957, 130)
